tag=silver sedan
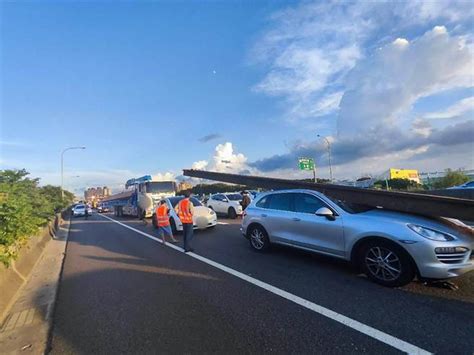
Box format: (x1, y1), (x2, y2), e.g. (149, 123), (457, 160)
(241, 189), (474, 287)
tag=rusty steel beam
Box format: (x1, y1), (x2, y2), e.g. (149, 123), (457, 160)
(183, 169), (474, 220)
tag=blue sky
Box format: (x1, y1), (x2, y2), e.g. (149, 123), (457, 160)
(1, 1), (473, 194)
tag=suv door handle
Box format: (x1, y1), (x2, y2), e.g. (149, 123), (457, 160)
(292, 217), (301, 222)
(261, 214), (267, 217)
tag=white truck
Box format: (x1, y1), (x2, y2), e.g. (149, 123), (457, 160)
(103, 175), (176, 218)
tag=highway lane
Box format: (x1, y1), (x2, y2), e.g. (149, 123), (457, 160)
(104, 214), (474, 354)
(49, 213), (474, 354)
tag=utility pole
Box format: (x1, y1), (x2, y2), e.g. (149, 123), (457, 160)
(61, 146), (86, 201)
(317, 134), (333, 182)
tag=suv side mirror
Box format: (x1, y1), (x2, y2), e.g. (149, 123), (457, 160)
(222, 198), (229, 203)
(315, 207), (335, 220)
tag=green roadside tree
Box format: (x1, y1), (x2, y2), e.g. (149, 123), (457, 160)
(432, 169), (470, 189)
(0, 169), (74, 265)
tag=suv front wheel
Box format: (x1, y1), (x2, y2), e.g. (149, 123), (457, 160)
(359, 239), (415, 287)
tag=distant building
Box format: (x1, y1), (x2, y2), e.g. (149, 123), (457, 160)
(178, 181), (193, 192)
(380, 169), (420, 184)
(84, 186), (111, 201)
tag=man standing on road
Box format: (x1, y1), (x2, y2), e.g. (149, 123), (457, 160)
(175, 192), (194, 252)
(240, 191), (251, 212)
(156, 200), (178, 244)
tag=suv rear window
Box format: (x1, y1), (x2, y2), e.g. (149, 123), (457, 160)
(267, 193), (292, 211)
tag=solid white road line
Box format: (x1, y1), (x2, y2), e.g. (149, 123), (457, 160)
(217, 222), (229, 225)
(98, 214), (431, 355)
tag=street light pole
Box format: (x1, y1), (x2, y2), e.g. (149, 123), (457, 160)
(61, 146), (86, 200)
(317, 134), (333, 182)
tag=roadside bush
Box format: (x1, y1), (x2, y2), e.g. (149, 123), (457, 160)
(0, 169), (74, 266)
(432, 169), (470, 189)
(373, 178), (425, 191)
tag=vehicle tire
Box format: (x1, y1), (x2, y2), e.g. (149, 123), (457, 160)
(248, 224), (270, 252)
(228, 207), (237, 219)
(358, 239), (415, 287)
(170, 218), (177, 235)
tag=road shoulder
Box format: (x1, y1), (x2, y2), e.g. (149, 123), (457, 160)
(0, 218), (70, 355)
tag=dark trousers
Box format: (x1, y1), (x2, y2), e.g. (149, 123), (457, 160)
(182, 223), (194, 251)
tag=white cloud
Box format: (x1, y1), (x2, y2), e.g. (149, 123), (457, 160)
(252, 1), (474, 124)
(423, 96), (474, 119)
(213, 142), (248, 173)
(152, 172), (175, 181)
(401, 1), (474, 23)
(251, 1), (365, 120)
(337, 26), (473, 137)
(191, 160), (209, 170)
(191, 142), (249, 175)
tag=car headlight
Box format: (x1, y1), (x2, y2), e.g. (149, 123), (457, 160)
(209, 209), (215, 215)
(407, 224), (455, 241)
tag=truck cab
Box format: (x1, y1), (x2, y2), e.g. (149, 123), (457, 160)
(136, 180), (177, 217)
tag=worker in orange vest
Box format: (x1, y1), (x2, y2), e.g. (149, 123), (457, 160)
(175, 192), (194, 252)
(156, 200), (178, 244)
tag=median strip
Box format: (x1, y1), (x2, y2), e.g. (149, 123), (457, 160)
(99, 213), (431, 355)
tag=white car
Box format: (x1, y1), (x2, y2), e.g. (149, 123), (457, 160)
(206, 193), (243, 219)
(73, 204), (86, 217)
(152, 196), (217, 233)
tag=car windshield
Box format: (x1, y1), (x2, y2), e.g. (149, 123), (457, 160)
(325, 196), (374, 214)
(168, 197), (202, 208)
(75, 205), (85, 210)
(145, 181), (176, 193)
(226, 194), (242, 201)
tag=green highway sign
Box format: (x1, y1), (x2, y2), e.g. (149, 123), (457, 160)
(298, 157), (315, 171)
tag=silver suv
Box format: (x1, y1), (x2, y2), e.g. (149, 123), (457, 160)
(241, 189), (474, 287)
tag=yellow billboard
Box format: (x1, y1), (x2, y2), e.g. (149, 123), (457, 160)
(389, 169), (420, 183)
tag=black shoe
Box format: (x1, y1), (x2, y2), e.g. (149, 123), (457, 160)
(184, 248), (194, 253)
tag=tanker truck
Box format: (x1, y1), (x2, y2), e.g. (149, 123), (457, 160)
(102, 175), (176, 218)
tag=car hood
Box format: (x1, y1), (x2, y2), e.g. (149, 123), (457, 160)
(193, 206), (215, 217)
(357, 209), (473, 240)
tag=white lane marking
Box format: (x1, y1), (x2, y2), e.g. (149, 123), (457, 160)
(99, 214), (431, 355)
(217, 222), (229, 225)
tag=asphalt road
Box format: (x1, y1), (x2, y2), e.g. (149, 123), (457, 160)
(49, 213), (474, 354)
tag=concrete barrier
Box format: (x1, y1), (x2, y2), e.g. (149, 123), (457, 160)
(0, 210), (69, 324)
(421, 189), (474, 200)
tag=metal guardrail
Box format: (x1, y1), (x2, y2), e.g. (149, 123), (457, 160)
(183, 170), (474, 220)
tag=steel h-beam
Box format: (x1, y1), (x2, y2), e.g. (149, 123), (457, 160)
(183, 169), (474, 221)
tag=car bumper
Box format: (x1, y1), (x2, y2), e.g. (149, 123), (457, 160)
(176, 216), (218, 231)
(403, 241), (474, 279)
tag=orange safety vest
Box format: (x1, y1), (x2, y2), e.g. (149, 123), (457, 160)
(177, 198), (193, 224)
(156, 204), (170, 227)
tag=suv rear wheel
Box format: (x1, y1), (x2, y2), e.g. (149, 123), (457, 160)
(359, 239), (415, 287)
